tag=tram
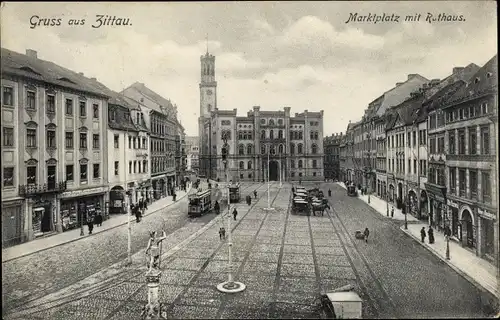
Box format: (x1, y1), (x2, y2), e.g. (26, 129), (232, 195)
(229, 183), (241, 203)
(188, 189), (212, 217)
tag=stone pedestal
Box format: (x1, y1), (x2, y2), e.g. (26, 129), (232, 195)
(142, 270), (167, 319)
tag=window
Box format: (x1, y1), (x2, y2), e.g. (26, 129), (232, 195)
(3, 167), (14, 187)
(480, 127), (490, 154)
(437, 137), (445, 153)
(298, 131), (303, 140)
(3, 127), (14, 146)
(412, 131), (416, 147)
(92, 134), (100, 149)
(413, 159), (417, 174)
(290, 160), (295, 168)
(114, 135), (119, 148)
(27, 129), (37, 147)
(114, 161), (119, 175)
(458, 169), (466, 197)
(65, 132), (74, 148)
(270, 130), (274, 140)
(449, 167), (456, 193)
(429, 114), (436, 129)
(312, 144), (317, 154)
(458, 130), (465, 155)
(3, 86), (13, 106)
(47, 129), (56, 148)
(469, 106), (476, 118)
(92, 104), (99, 118)
(437, 168), (445, 186)
(247, 161), (252, 169)
(65, 99), (73, 115)
(290, 143), (295, 155)
(469, 170), (477, 199)
(46, 95), (55, 113)
(79, 101), (87, 117)
(261, 145), (266, 154)
(133, 161), (137, 173)
(80, 164), (88, 182)
(297, 144), (303, 154)
(129, 136), (132, 149)
(408, 159), (411, 173)
(109, 109), (116, 121)
(133, 137), (136, 149)
(481, 172), (491, 203)
(143, 160), (148, 173)
(261, 130), (266, 139)
(278, 130), (283, 139)
(298, 160), (303, 168)
(448, 131), (455, 154)
(25, 166), (37, 185)
(459, 108), (464, 120)
(313, 160), (317, 168)
(93, 164), (100, 178)
(429, 137), (436, 154)
(247, 144), (252, 155)
(66, 165), (74, 181)
(239, 161), (244, 169)
(481, 102), (488, 115)
(79, 133), (87, 149)
(468, 127), (477, 155)
(239, 145), (244, 155)
(26, 91), (36, 110)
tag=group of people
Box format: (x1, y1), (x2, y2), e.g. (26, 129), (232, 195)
(130, 198), (148, 223)
(85, 212), (103, 235)
(245, 190), (258, 206)
(420, 226), (435, 244)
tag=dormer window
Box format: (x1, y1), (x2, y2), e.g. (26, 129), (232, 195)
(19, 66), (41, 75)
(474, 77), (480, 84)
(58, 77), (76, 84)
(486, 72), (492, 78)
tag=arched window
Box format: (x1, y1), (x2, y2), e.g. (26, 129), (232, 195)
(290, 131), (293, 140)
(270, 130), (274, 140)
(238, 131), (243, 140)
(247, 144), (253, 155)
(239, 144), (244, 155)
(261, 130), (266, 139)
(298, 131), (303, 140)
(314, 132), (319, 140)
(261, 145), (266, 154)
(248, 161), (252, 169)
(313, 160), (317, 168)
(310, 131), (314, 140)
(270, 145), (276, 155)
(298, 143), (303, 154)
(290, 160), (295, 168)
(248, 132), (253, 140)
(312, 144), (317, 154)
(239, 161), (244, 169)
(298, 160), (303, 168)
(279, 144), (284, 154)
(278, 130), (283, 139)
(290, 143), (295, 155)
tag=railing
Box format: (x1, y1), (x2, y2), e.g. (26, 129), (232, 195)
(19, 181), (68, 197)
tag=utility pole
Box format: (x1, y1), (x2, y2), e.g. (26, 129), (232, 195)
(217, 133), (246, 294)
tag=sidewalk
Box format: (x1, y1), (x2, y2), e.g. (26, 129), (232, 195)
(2, 185), (194, 262)
(336, 182), (419, 222)
(401, 223), (498, 298)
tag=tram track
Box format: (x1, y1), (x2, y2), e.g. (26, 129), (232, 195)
(5, 182), (263, 319)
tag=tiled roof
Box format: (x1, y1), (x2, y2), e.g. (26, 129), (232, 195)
(109, 104), (138, 132)
(1, 48), (109, 98)
(446, 54), (498, 107)
(123, 82), (177, 119)
(423, 80), (466, 111)
(386, 94), (426, 130)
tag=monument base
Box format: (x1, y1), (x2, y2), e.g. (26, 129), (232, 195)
(217, 281), (246, 293)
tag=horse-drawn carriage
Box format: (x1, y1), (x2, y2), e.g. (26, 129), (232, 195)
(292, 197), (311, 215)
(347, 185), (357, 197)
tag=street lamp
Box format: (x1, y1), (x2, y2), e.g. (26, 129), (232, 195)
(217, 134), (246, 294)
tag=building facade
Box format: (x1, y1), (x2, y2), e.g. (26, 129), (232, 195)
(324, 133), (342, 180)
(1, 48), (109, 247)
(185, 136), (199, 173)
(121, 82), (180, 199)
(175, 122), (187, 187)
(441, 55), (498, 265)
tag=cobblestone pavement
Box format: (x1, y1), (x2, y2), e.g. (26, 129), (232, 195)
(5, 182), (493, 319)
(1, 182), (262, 318)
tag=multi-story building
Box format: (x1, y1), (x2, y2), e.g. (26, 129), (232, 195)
(1, 48), (109, 246)
(185, 136), (199, 173)
(441, 55), (498, 265)
(424, 64), (480, 228)
(324, 133), (342, 180)
(107, 93), (150, 214)
(339, 121), (356, 183)
(121, 82), (179, 200)
(197, 49), (324, 181)
(175, 121), (187, 187)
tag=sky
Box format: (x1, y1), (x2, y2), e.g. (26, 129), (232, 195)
(1, 1), (497, 137)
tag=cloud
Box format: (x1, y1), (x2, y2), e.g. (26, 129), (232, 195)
(252, 19), (275, 35)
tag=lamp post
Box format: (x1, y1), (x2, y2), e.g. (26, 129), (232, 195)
(404, 195), (408, 230)
(444, 205), (450, 260)
(264, 145), (275, 211)
(217, 134), (246, 294)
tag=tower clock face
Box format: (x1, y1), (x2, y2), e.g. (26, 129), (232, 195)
(207, 90), (213, 96)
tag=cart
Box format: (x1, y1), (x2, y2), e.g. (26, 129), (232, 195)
(347, 185), (357, 197)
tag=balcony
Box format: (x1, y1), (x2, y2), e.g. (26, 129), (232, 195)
(19, 181), (68, 197)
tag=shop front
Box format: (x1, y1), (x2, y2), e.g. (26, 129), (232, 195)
(447, 199), (460, 239)
(136, 179), (151, 202)
(2, 199), (25, 248)
(151, 175), (167, 201)
(59, 187), (107, 232)
(32, 197), (54, 235)
(424, 182), (446, 231)
(109, 185), (125, 214)
(477, 207), (497, 264)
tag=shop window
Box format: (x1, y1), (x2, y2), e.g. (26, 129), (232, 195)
(3, 167), (14, 187)
(80, 164), (88, 182)
(66, 165), (74, 181)
(93, 164), (100, 179)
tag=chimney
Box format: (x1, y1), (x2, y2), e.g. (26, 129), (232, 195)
(453, 67), (464, 74)
(26, 49), (37, 59)
(395, 82), (404, 87)
(407, 74), (417, 80)
(79, 72), (84, 76)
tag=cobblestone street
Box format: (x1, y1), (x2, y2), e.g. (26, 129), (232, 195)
(4, 182), (494, 319)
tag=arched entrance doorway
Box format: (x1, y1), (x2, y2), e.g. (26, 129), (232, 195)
(408, 190), (417, 215)
(461, 209), (474, 248)
(397, 183), (403, 200)
(389, 184), (395, 202)
(110, 186), (125, 214)
(269, 161), (279, 181)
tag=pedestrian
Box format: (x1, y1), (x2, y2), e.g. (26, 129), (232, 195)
(87, 214), (94, 235)
(214, 201), (220, 215)
(253, 190), (257, 199)
(420, 227), (426, 243)
(391, 207), (394, 218)
(173, 192), (177, 202)
(232, 207), (238, 220)
(95, 212), (103, 227)
(328, 189), (332, 197)
(219, 227), (226, 240)
(428, 226), (435, 244)
(135, 205), (141, 223)
(363, 227), (370, 243)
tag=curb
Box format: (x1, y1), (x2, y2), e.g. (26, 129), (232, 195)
(400, 226), (498, 299)
(2, 187), (193, 263)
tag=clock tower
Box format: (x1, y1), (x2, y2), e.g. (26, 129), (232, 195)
(199, 52), (217, 118)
